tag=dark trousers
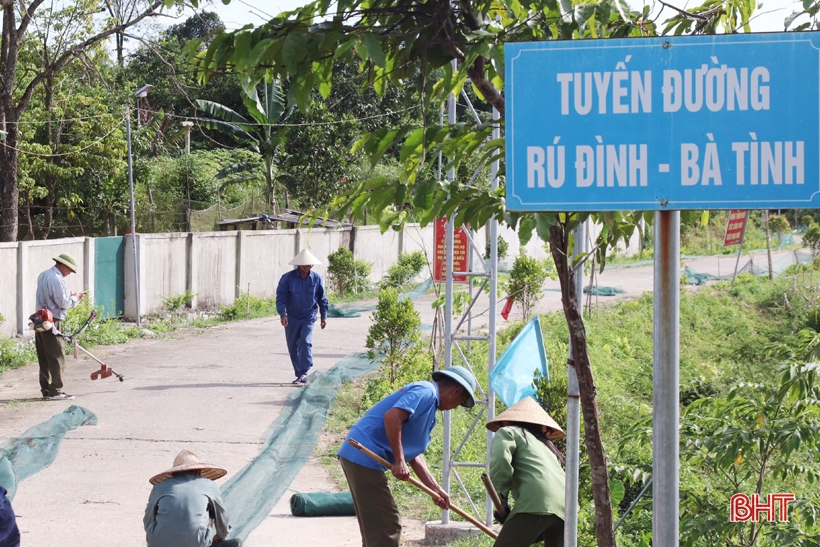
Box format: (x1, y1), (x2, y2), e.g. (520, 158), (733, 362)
(339, 457), (401, 547)
(493, 513), (564, 547)
(284, 316), (315, 377)
(35, 320), (65, 397)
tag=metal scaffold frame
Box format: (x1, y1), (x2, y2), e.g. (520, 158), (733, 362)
(439, 67), (500, 525)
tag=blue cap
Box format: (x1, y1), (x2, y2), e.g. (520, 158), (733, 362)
(432, 366), (477, 408)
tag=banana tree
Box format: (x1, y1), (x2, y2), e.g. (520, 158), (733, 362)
(196, 79), (288, 210)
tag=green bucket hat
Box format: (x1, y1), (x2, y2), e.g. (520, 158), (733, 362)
(53, 253), (78, 272)
(432, 366), (477, 408)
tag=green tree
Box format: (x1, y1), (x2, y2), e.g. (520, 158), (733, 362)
(197, 79), (288, 210)
(507, 250), (553, 322)
(326, 247), (372, 295)
(366, 287), (424, 388)
(381, 251), (426, 290)
(623, 359), (820, 547)
(768, 214), (791, 244)
(1, 0), (162, 242)
(18, 58), (127, 238)
(805, 225), (820, 257)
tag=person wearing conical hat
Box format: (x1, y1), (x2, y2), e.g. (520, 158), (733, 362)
(275, 248), (329, 383)
(486, 396), (566, 547)
(34, 253), (85, 401)
(144, 450), (240, 547)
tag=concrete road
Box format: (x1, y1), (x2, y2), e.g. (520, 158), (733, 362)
(0, 313), (377, 546)
(0, 246), (802, 546)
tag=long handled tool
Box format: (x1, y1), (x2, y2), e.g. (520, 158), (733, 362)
(55, 311), (124, 382)
(347, 439), (498, 540)
(481, 473), (507, 519)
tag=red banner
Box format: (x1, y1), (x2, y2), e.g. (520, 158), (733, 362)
(433, 218), (469, 283)
(724, 210), (749, 246)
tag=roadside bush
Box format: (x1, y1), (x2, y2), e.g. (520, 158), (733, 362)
(805, 224), (820, 256)
(507, 250), (554, 321)
(0, 315), (36, 375)
(219, 291), (277, 320)
(485, 237), (509, 260)
(381, 251), (426, 290)
(768, 214), (791, 243)
(63, 297), (139, 348)
(162, 290), (197, 313)
(326, 247), (372, 295)
(363, 287), (429, 408)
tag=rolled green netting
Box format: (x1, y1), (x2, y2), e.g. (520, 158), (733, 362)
(583, 286), (625, 296)
(290, 492), (356, 517)
(0, 405), (97, 500)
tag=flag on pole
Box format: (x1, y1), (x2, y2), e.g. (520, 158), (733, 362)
(490, 316), (549, 407)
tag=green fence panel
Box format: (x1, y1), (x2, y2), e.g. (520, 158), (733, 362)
(94, 236), (124, 319)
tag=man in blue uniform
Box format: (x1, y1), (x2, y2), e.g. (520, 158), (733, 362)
(276, 249), (329, 384)
(337, 366), (477, 547)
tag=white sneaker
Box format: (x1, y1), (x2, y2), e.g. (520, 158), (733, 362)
(44, 393), (74, 401)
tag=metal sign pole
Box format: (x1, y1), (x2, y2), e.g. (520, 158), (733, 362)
(441, 68), (457, 524)
(485, 107), (500, 525)
(653, 211), (680, 547)
(564, 219), (585, 547)
(125, 107), (141, 328)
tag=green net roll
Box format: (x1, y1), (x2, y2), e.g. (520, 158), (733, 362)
(289, 492), (356, 517)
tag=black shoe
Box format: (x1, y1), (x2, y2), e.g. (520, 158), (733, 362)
(45, 393), (74, 401)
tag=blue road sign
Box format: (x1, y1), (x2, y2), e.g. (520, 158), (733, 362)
(505, 33), (820, 211)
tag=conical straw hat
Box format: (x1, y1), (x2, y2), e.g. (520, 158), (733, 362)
(149, 450), (227, 485)
(289, 248), (322, 266)
(486, 396), (565, 440)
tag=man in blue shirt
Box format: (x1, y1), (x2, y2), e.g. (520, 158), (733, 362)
(337, 366), (477, 547)
(276, 249), (329, 384)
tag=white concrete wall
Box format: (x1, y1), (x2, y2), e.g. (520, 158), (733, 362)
(354, 226), (401, 280)
(239, 229), (299, 299)
(125, 234), (189, 317)
(195, 232), (239, 309)
(0, 243), (19, 337)
(7, 220), (615, 336)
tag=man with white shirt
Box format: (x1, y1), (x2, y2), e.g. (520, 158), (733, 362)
(35, 253), (84, 401)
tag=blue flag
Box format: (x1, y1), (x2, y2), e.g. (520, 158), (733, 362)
(490, 317), (548, 407)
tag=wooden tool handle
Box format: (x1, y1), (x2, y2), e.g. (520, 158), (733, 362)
(481, 473), (507, 518)
(347, 439), (498, 539)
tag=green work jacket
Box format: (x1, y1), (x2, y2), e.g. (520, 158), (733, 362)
(489, 425), (566, 520)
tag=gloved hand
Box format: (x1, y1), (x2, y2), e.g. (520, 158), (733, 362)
(494, 507), (509, 524)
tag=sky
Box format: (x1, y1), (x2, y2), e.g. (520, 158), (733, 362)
(192, 0), (802, 32)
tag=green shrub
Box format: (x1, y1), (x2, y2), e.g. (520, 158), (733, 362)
(363, 287), (429, 408)
(326, 247), (372, 295)
(506, 250), (554, 321)
(768, 214), (791, 243)
(219, 291), (278, 320)
(162, 290), (197, 313)
(805, 224), (820, 256)
(381, 251), (426, 290)
(0, 314), (36, 376)
(485, 237), (509, 260)
(63, 297), (139, 348)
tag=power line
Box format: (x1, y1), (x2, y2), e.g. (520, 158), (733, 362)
(3, 113), (123, 125)
(0, 117), (125, 157)
(143, 105), (421, 128)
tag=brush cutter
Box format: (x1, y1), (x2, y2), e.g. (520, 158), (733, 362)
(54, 310), (124, 382)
